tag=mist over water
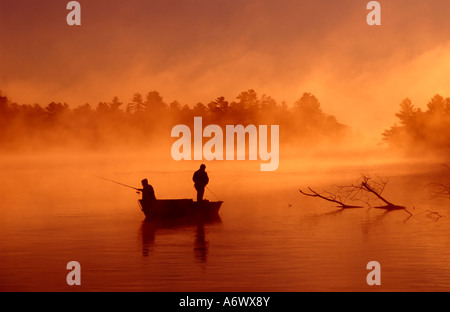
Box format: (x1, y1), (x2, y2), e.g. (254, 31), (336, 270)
(2, 0), (450, 293)
(1, 150), (449, 291)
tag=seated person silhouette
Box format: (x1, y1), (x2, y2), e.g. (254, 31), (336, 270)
(192, 164), (209, 202)
(138, 179), (156, 203)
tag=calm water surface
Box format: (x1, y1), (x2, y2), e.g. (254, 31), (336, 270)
(0, 153), (449, 291)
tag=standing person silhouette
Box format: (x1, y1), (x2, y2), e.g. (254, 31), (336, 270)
(193, 164), (209, 202)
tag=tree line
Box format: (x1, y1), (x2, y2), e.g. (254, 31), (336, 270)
(0, 89), (348, 151)
(1, 89), (448, 155)
(383, 94), (450, 156)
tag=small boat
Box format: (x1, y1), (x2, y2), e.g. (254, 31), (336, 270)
(138, 199), (223, 220)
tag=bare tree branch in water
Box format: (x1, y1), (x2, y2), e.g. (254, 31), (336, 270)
(425, 210), (443, 220)
(426, 164), (450, 199)
(299, 187), (363, 208)
(299, 175), (413, 216)
(299, 174), (448, 221)
(407, 209), (443, 221)
(351, 175), (413, 216)
(427, 183), (450, 198)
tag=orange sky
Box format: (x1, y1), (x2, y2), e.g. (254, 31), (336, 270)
(1, 0), (450, 134)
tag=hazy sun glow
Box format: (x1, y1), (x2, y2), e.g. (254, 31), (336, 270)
(2, 0), (450, 134)
(1, 1), (450, 293)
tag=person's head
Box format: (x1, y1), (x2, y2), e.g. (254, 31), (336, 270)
(141, 179), (148, 186)
(200, 164), (206, 171)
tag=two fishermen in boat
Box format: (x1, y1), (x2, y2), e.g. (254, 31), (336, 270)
(139, 164), (209, 203)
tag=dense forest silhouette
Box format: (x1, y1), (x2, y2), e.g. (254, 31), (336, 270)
(383, 94), (450, 156)
(1, 89), (449, 156)
(0, 89), (349, 151)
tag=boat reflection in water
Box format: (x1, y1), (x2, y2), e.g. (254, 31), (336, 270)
(138, 199), (223, 262)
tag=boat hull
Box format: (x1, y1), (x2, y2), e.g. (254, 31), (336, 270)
(138, 199), (223, 220)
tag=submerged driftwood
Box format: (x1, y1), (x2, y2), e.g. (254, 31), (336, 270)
(357, 175), (412, 215)
(299, 175), (413, 216)
(426, 164), (450, 199)
(298, 187), (363, 209)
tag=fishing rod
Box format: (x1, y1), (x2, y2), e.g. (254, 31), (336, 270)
(205, 186), (220, 201)
(94, 175), (140, 191)
(96, 175), (220, 200)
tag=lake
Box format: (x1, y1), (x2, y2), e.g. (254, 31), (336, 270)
(0, 151), (449, 291)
